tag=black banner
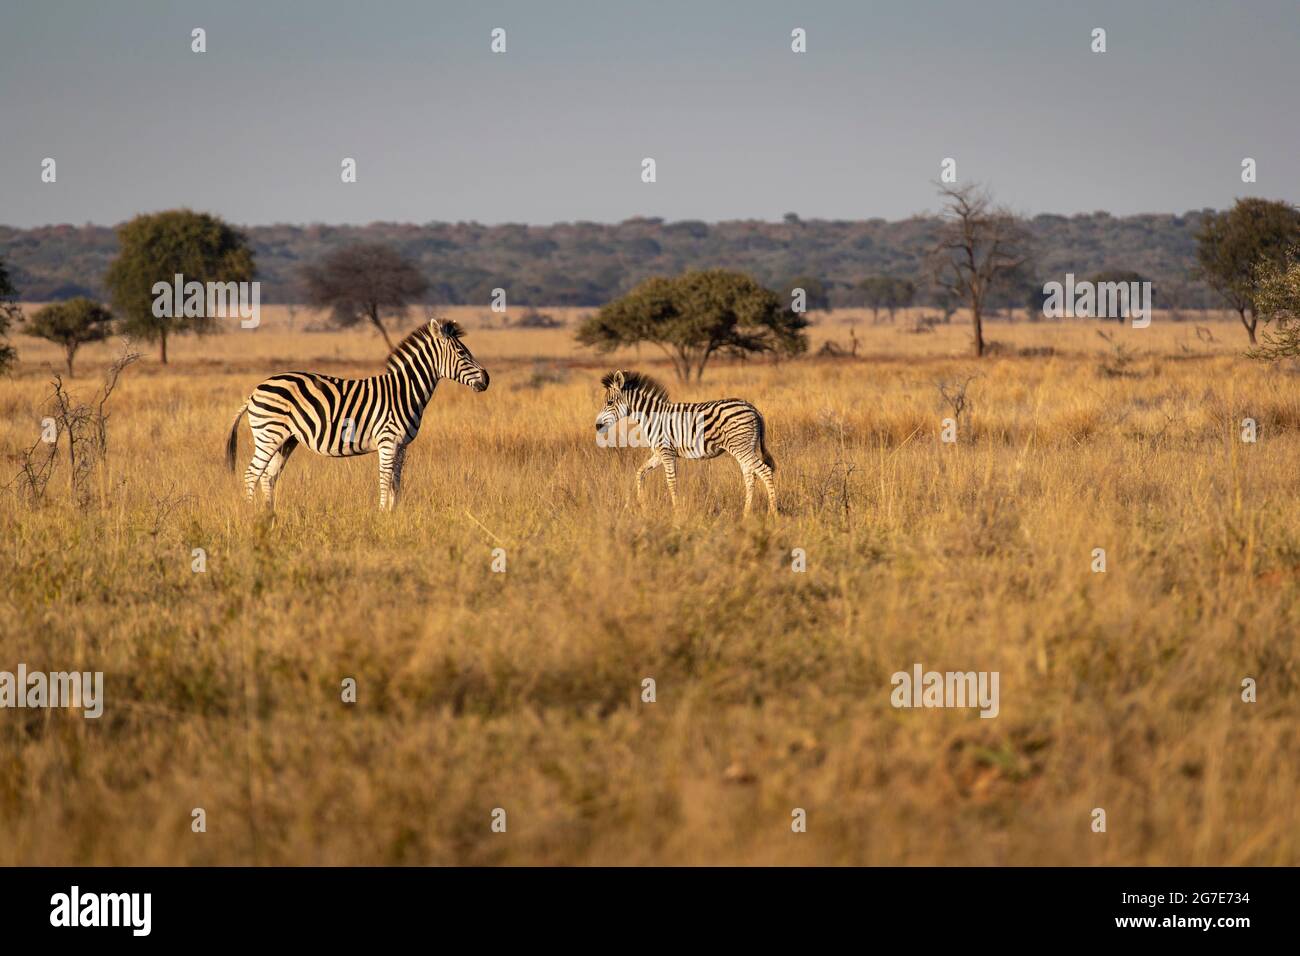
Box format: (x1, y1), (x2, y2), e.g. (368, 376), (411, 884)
(0, 866), (1278, 943)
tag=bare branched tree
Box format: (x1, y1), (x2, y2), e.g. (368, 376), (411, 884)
(936, 375), (978, 438)
(929, 184), (1031, 357)
(45, 341), (141, 504)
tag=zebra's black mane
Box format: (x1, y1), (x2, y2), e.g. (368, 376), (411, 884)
(387, 320), (464, 368)
(603, 370), (669, 403)
(436, 319), (465, 340)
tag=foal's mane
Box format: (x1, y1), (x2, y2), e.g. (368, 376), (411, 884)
(602, 370), (669, 403)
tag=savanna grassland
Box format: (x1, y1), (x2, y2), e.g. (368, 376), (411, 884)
(1, 306), (1297, 866)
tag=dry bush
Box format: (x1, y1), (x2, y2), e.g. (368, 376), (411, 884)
(6, 342), (139, 506)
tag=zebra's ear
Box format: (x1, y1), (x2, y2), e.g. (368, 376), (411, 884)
(601, 370), (625, 390)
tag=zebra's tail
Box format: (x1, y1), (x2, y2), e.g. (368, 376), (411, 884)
(225, 402), (248, 473)
(757, 413), (775, 472)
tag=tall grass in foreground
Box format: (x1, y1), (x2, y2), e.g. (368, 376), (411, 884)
(0, 312), (1296, 864)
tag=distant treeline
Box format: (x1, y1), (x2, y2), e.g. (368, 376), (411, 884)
(0, 211), (1223, 308)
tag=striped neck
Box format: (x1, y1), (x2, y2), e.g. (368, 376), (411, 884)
(386, 339), (441, 408)
(626, 389), (669, 418)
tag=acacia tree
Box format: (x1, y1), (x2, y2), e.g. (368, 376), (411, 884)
(885, 278), (915, 322)
(1196, 198), (1300, 345)
(929, 284), (958, 324)
(104, 210), (255, 364)
(0, 257), (19, 372)
(576, 269), (808, 382)
(26, 298), (115, 375)
(1247, 250), (1300, 360)
(858, 277), (892, 323)
(928, 184), (1031, 357)
(301, 243), (429, 349)
(857, 277), (917, 322)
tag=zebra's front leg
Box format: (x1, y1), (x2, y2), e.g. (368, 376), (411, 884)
(660, 453), (680, 511)
(635, 453), (661, 506)
(389, 443), (408, 510)
(377, 441), (397, 512)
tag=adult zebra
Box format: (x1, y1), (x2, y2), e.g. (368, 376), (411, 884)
(594, 369), (776, 516)
(225, 318), (489, 510)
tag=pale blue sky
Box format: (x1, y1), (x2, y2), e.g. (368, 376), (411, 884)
(2, 0), (1298, 227)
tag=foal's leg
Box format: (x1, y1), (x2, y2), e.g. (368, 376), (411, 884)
(660, 452), (680, 511)
(756, 462), (776, 514)
(741, 461), (756, 518)
(635, 452), (661, 506)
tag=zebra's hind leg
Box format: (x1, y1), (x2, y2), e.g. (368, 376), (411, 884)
(244, 425), (286, 504)
(755, 462), (776, 515)
(741, 462), (756, 518)
(261, 437), (299, 509)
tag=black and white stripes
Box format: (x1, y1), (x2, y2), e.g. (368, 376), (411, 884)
(225, 318), (489, 510)
(595, 369), (776, 516)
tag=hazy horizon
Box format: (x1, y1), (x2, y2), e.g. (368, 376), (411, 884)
(3, 0), (1299, 228)
(0, 206), (1238, 231)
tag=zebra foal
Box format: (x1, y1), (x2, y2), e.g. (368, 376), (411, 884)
(594, 369), (777, 516)
(225, 318), (489, 511)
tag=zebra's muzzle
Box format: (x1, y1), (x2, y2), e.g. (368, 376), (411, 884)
(472, 370), (490, 392)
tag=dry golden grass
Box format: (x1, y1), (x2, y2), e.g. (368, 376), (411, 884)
(1, 305), (1296, 865)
